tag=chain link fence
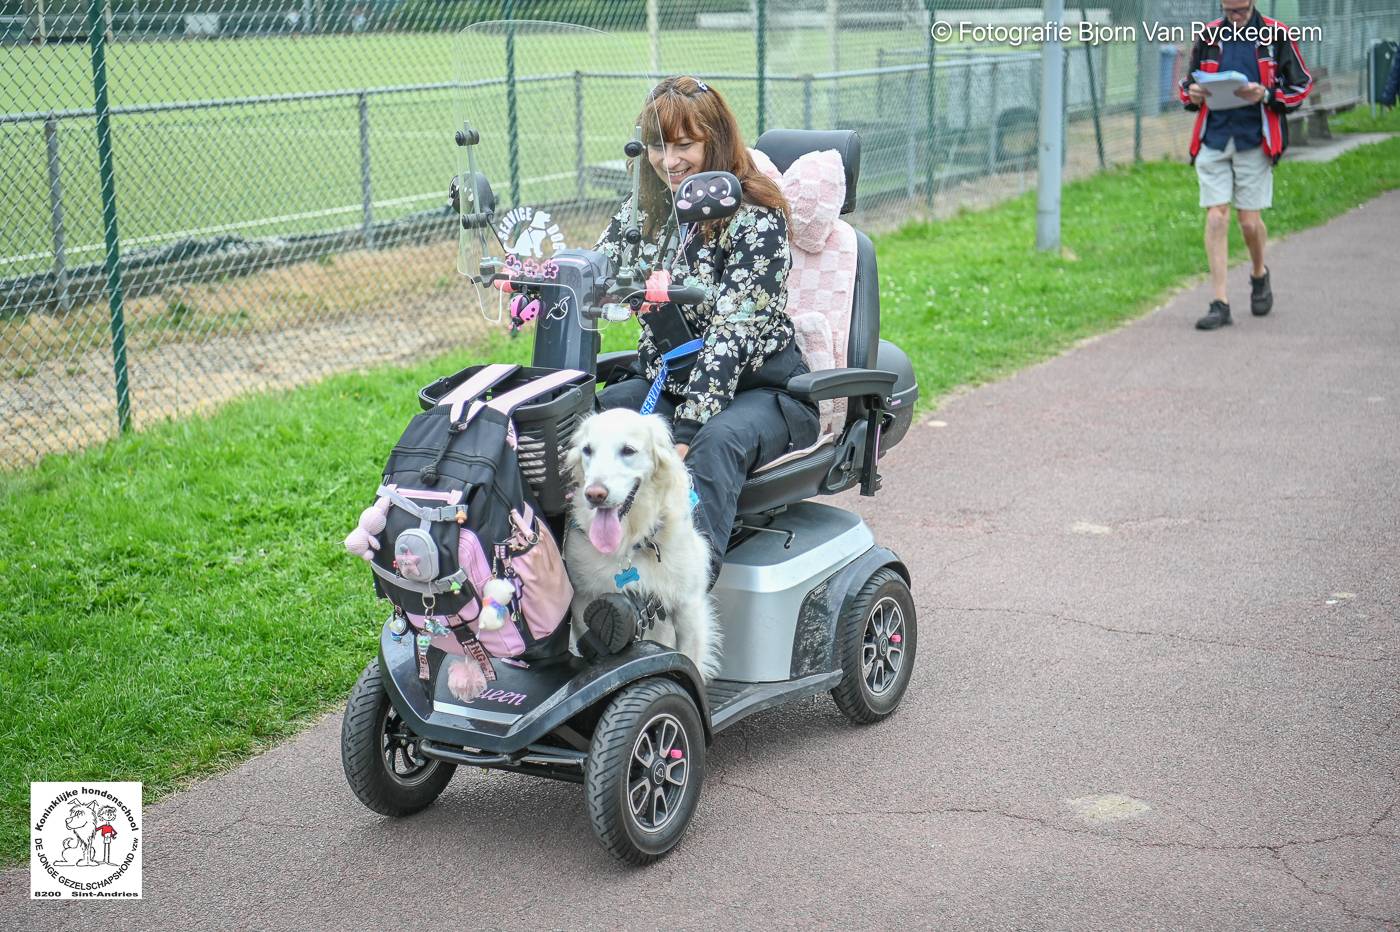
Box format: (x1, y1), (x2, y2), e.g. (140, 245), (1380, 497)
(2, 0), (1397, 466)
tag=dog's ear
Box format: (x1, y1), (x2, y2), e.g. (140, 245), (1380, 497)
(644, 415), (691, 514)
(564, 414), (593, 485)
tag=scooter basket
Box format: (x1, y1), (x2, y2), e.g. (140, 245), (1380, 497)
(419, 365), (595, 516)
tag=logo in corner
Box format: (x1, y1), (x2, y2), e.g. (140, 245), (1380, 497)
(31, 782), (142, 899)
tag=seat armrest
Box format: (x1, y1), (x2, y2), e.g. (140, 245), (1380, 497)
(597, 350), (639, 386)
(786, 368), (897, 403)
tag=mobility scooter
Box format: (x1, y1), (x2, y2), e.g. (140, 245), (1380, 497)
(341, 22), (920, 864)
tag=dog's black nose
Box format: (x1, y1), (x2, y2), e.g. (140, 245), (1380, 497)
(584, 484), (609, 507)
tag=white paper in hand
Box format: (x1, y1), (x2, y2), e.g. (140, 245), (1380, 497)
(1192, 70), (1257, 111)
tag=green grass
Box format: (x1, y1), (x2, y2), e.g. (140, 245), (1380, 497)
(1333, 101), (1400, 135)
(5, 135), (1400, 865)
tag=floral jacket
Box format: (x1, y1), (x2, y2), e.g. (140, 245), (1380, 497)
(596, 200), (797, 446)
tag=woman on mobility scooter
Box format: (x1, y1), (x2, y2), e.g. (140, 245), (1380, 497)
(581, 76), (821, 651)
(340, 22), (918, 866)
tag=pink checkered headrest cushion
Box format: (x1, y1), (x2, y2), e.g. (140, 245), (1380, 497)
(749, 146), (858, 434)
(748, 147), (846, 251)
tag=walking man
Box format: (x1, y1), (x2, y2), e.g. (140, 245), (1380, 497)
(1180, 0), (1312, 330)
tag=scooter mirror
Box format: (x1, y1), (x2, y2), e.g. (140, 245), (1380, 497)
(673, 171), (742, 224)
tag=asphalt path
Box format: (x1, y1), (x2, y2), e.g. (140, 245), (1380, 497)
(4, 191), (1398, 931)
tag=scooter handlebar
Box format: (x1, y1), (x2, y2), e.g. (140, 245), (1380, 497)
(665, 285), (707, 305)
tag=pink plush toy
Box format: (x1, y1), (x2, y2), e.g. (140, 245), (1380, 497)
(447, 658), (487, 702)
(343, 496), (391, 561)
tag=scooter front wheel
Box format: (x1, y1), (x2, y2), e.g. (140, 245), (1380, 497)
(584, 677), (705, 865)
(341, 660), (455, 816)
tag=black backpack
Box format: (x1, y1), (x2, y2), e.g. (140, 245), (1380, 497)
(344, 364), (587, 657)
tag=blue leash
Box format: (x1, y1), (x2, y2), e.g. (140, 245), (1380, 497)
(639, 338), (704, 416)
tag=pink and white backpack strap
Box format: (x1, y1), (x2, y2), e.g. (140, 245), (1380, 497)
(463, 368), (587, 425)
(439, 363), (519, 422)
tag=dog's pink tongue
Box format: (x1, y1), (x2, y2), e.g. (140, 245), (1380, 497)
(589, 507), (623, 554)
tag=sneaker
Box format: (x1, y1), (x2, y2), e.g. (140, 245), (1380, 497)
(1250, 268), (1273, 316)
(1196, 300), (1232, 331)
(581, 594), (638, 656)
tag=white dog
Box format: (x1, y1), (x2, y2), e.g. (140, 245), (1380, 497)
(564, 409), (721, 681)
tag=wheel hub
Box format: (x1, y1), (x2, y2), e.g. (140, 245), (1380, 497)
(628, 711), (689, 833)
(379, 708), (437, 786)
(862, 596), (907, 697)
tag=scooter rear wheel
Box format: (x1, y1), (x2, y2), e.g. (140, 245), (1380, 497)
(831, 568), (917, 724)
(584, 677), (705, 865)
(341, 660), (456, 816)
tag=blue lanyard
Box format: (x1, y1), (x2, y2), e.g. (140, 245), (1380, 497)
(640, 338), (705, 415)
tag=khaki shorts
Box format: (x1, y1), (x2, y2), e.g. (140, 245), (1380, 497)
(1196, 138), (1273, 210)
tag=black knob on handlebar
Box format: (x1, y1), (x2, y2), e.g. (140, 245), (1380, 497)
(624, 229), (642, 245)
(455, 127), (479, 147)
(623, 140), (644, 158)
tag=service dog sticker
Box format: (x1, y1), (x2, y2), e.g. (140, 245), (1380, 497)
(495, 207), (566, 260)
(31, 782), (142, 899)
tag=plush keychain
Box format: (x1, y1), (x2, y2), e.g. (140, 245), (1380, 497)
(343, 496), (391, 561)
(508, 294), (541, 337)
(446, 658), (487, 702)
(478, 577), (516, 632)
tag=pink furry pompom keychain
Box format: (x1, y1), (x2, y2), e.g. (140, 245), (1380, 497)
(446, 658), (487, 702)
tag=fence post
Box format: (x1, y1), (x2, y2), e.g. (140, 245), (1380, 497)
(44, 115), (72, 313)
(647, 0), (660, 73)
(1133, 10), (1143, 162)
(826, 0), (840, 130)
(802, 74), (813, 130)
(876, 49), (885, 113)
(963, 54), (973, 132)
(574, 71), (586, 202)
(87, 0), (131, 434)
(1081, 6), (1105, 169)
(1060, 40), (1069, 170)
(925, 0), (937, 208)
(755, 0), (767, 136)
(987, 61), (999, 174)
(1036, 0), (1065, 252)
(905, 70), (918, 199)
(358, 91), (374, 248)
(504, 0), (519, 205)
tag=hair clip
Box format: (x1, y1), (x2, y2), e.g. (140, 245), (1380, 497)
(694, 80), (710, 92)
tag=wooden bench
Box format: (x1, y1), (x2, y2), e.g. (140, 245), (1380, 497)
(1289, 66), (1360, 144)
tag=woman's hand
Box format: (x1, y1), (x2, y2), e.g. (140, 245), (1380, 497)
(1187, 83), (1205, 106)
(676, 443), (689, 460)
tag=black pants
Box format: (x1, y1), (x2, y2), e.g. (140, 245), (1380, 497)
(597, 379), (820, 582)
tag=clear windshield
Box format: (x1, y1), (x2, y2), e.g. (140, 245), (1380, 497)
(453, 22), (681, 332)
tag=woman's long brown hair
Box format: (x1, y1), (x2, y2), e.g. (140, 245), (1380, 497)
(634, 76), (789, 242)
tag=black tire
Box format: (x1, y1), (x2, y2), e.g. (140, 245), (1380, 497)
(830, 568), (917, 724)
(584, 677), (705, 865)
(341, 660), (455, 816)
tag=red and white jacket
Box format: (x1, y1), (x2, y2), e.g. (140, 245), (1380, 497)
(1178, 12), (1313, 164)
